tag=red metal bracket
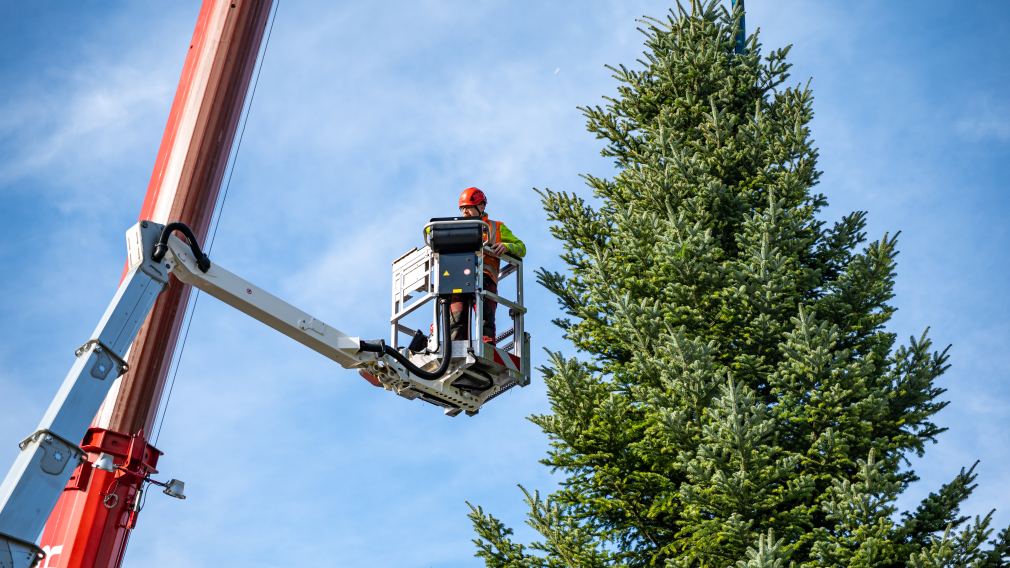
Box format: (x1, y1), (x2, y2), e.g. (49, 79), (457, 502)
(81, 427), (162, 480)
(68, 428), (163, 493)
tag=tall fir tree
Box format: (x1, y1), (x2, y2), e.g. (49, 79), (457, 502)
(469, 2), (1009, 566)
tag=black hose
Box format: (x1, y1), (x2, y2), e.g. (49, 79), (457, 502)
(151, 221), (211, 273)
(360, 299), (453, 380)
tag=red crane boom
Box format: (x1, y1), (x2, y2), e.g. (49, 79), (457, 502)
(37, 2), (273, 566)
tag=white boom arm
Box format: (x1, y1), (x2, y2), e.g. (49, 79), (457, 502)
(1, 221), (172, 568)
(163, 228), (375, 370)
(164, 225), (493, 414)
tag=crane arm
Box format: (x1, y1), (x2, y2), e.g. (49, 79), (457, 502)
(1, 215), (527, 566)
(0, 220), (414, 568)
(163, 227), (374, 371)
(163, 223), (490, 414)
(0, 222), (170, 568)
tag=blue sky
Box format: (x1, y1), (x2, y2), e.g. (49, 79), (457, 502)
(1, 1), (1007, 566)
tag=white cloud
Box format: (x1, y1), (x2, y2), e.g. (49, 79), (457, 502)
(955, 97), (1010, 142)
(0, 18), (185, 217)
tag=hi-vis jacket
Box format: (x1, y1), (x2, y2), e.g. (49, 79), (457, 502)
(481, 215), (525, 283)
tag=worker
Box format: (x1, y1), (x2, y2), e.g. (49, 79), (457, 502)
(358, 187), (525, 388)
(451, 186), (526, 343)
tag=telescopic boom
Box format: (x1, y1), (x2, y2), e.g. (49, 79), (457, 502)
(0, 219), (528, 568)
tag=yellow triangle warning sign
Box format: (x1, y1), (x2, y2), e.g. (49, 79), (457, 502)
(443, 270), (450, 276)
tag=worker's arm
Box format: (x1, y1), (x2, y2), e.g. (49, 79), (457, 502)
(499, 222), (525, 258)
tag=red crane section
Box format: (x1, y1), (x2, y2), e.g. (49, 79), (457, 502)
(38, 2), (273, 566)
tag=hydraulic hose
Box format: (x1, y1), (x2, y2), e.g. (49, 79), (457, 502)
(151, 221), (211, 273)
(360, 299), (453, 380)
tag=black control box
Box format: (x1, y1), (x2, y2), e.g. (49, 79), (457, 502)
(436, 252), (478, 296)
(428, 217), (485, 297)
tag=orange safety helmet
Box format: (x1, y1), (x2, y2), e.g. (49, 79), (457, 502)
(458, 186), (487, 208)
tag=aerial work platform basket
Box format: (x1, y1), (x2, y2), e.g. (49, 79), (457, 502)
(381, 218), (531, 415)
